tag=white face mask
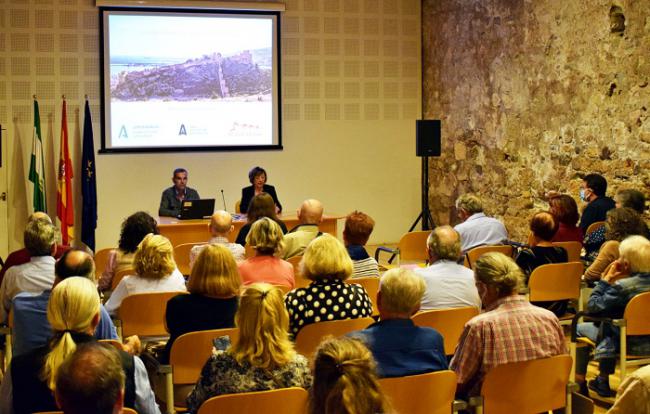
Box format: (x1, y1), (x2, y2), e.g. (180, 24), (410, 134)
(580, 188), (590, 202)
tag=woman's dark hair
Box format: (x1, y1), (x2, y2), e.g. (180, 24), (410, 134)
(549, 195), (580, 227)
(118, 211), (159, 253)
(248, 166), (267, 184)
(247, 193), (279, 223)
(616, 189), (646, 214)
(605, 208), (648, 242)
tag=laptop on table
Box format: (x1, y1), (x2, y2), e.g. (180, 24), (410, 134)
(179, 199), (215, 220)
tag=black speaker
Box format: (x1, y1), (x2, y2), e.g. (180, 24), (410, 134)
(416, 120), (441, 157)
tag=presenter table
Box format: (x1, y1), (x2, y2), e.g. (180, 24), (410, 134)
(158, 213), (342, 247)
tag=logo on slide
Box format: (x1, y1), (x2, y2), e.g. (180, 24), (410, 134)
(179, 124), (187, 135)
(118, 126), (128, 139)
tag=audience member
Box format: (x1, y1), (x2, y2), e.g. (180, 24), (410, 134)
(55, 342), (126, 414)
(516, 211), (568, 278)
(453, 194), (508, 253)
(0, 277), (160, 414)
(607, 364), (650, 414)
(0, 217), (58, 322)
(105, 234), (186, 315)
(416, 225), (481, 310)
(238, 218), (294, 288)
(235, 193), (287, 246)
(240, 166), (282, 214)
(282, 199), (325, 259)
(343, 211), (379, 278)
(284, 234), (373, 336)
(189, 210), (245, 267)
(186, 284), (311, 412)
(579, 173), (616, 233)
(99, 211), (159, 291)
(549, 194), (584, 244)
(450, 252), (565, 397)
(163, 244), (240, 363)
(159, 167), (200, 217)
(349, 268), (447, 378)
(575, 235), (650, 398)
(310, 337), (389, 414)
(615, 188), (646, 214)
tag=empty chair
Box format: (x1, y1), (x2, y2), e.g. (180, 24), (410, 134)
(197, 388), (308, 414)
(464, 245), (513, 269)
(412, 307), (479, 355)
(374, 230), (430, 266)
(379, 370), (458, 414)
(294, 317), (375, 357)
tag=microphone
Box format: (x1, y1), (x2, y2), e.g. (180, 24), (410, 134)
(220, 189), (227, 211)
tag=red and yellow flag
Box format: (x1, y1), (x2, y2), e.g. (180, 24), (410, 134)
(57, 99), (74, 245)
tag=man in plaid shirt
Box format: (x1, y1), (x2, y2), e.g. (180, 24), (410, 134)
(450, 252), (566, 397)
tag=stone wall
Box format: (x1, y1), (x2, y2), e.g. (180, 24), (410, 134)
(422, 0), (649, 241)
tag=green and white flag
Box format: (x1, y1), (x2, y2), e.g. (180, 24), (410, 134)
(29, 99), (47, 212)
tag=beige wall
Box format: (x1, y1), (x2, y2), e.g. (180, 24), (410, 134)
(1, 0), (422, 252)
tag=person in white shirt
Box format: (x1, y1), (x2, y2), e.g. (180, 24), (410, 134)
(189, 210), (245, 267)
(416, 225), (481, 310)
(453, 194), (508, 254)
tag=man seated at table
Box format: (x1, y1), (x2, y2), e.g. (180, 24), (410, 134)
(159, 168), (200, 217)
(189, 210), (245, 266)
(281, 199), (324, 259)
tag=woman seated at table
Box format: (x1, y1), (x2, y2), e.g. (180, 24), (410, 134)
(235, 193), (287, 246)
(163, 244), (241, 363)
(105, 234), (187, 316)
(240, 166), (282, 214)
(239, 218), (294, 288)
(186, 284), (311, 412)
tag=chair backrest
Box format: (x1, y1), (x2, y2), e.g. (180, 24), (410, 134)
(170, 328), (240, 384)
(174, 242), (205, 276)
(585, 221), (606, 238)
(288, 256), (310, 289)
(528, 262), (583, 302)
(624, 291), (650, 336)
(551, 241), (582, 262)
(398, 231), (430, 262)
(111, 267), (135, 291)
(412, 307), (479, 355)
(197, 387), (308, 414)
(345, 277), (379, 315)
(235, 200), (241, 214)
(465, 245), (513, 269)
(480, 354), (572, 413)
(294, 317), (375, 357)
(93, 248), (114, 281)
(379, 370), (457, 414)
(245, 244), (255, 258)
(118, 291), (186, 337)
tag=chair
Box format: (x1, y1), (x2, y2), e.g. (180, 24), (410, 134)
(345, 277), (379, 316)
(288, 256), (310, 289)
(585, 221), (605, 238)
(463, 245), (513, 269)
(244, 244), (255, 258)
(197, 387), (308, 414)
(379, 370), (464, 414)
(111, 267), (135, 291)
(117, 291), (186, 338)
(470, 355), (573, 414)
(160, 328), (240, 413)
(527, 262), (584, 325)
(93, 248), (114, 281)
(552, 241), (582, 262)
(412, 307), (479, 355)
(374, 231), (429, 267)
(294, 317), (375, 357)
(235, 200), (241, 214)
(174, 242), (206, 276)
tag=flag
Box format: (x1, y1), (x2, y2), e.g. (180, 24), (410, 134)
(28, 99), (47, 213)
(81, 99), (97, 251)
(57, 99), (74, 245)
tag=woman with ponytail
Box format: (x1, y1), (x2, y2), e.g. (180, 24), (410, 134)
(186, 283), (311, 413)
(0, 277), (160, 414)
(310, 337), (389, 414)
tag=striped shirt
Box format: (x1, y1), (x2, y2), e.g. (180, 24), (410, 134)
(351, 257), (380, 278)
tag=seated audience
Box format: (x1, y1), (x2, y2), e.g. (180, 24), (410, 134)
(575, 235), (650, 398)
(453, 194), (508, 253)
(343, 211), (379, 278)
(583, 208), (647, 283)
(55, 342), (126, 414)
(580, 173), (616, 256)
(238, 218), (294, 288)
(105, 234), (186, 315)
(235, 193), (287, 246)
(615, 188), (646, 214)
(189, 210), (245, 267)
(450, 252), (565, 397)
(99, 211), (159, 291)
(281, 199), (324, 259)
(607, 364), (650, 414)
(549, 194), (584, 244)
(240, 166), (282, 214)
(164, 244), (240, 363)
(349, 268), (447, 378)
(310, 337), (388, 414)
(0, 217), (58, 322)
(516, 211), (568, 278)
(284, 234), (373, 336)
(186, 284), (311, 412)
(0, 277), (160, 414)
(416, 225), (481, 310)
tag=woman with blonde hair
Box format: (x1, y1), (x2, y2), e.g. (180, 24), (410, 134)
(186, 283), (311, 412)
(162, 244), (241, 363)
(238, 217), (295, 288)
(105, 233), (187, 315)
(310, 337), (388, 414)
(284, 234), (373, 336)
(0, 277), (160, 414)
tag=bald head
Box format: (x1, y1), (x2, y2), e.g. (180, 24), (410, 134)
(209, 210), (233, 236)
(28, 211), (52, 224)
(55, 249), (96, 283)
(427, 225), (462, 262)
(298, 199), (324, 225)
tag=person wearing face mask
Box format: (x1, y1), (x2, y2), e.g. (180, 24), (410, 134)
(579, 173), (616, 234)
(240, 166), (282, 214)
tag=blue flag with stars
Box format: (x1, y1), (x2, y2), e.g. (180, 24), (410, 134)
(81, 99), (97, 251)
